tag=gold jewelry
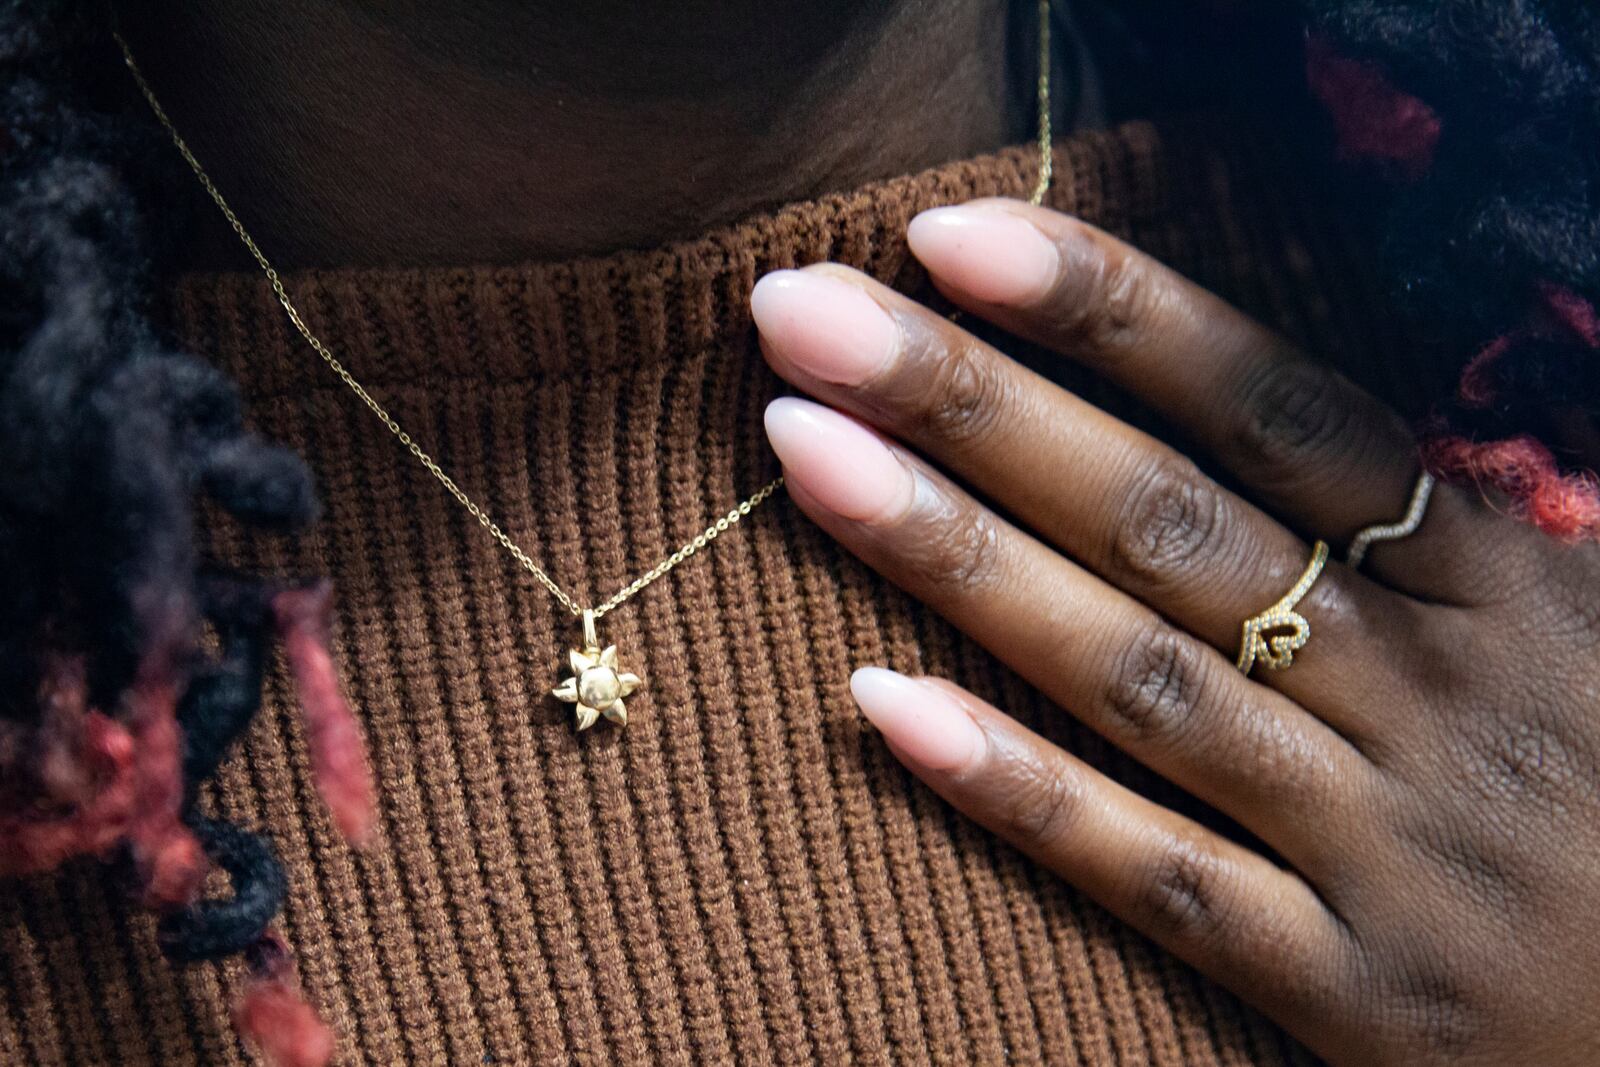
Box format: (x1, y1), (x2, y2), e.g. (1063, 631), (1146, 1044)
(1026, 0), (1055, 208)
(1236, 541), (1330, 676)
(1346, 472), (1436, 569)
(113, 4), (1054, 728)
(552, 611), (643, 730)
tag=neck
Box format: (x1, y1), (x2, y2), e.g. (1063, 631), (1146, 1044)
(114, 1), (1030, 270)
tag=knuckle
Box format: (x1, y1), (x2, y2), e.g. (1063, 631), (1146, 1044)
(1101, 625), (1208, 746)
(1046, 240), (1153, 359)
(1410, 993), (1486, 1059)
(1453, 700), (1595, 819)
(1372, 952), (1487, 1059)
(1131, 833), (1231, 946)
(899, 482), (1006, 595)
(1110, 461), (1229, 591)
(1479, 717), (1585, 813)
(1397, 812), (1526, 917)
(1232, 359), (1357, 488)
(1515, 547), (1600, 648)
(992, 749), (1088, 845)
(912, 337), (1008, 448)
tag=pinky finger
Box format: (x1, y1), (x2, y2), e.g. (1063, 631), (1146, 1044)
(850, 667), (1355, 1037)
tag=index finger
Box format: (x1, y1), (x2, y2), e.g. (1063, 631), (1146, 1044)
(905, 199), (1492, 598)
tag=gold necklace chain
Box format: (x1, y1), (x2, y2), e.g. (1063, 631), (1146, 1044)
(1027, 0), (1055, 209)
(113, 4), (1052, 727)
(113, 40), (781, 624)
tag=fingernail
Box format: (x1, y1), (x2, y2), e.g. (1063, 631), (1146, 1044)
(751, 269), (900, 385)
(850, 667), (986, 772)
(763, 397), (913, 523)
(907, 204), (1060, 306)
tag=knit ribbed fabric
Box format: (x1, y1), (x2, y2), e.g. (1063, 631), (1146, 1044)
(0, 120), (1406, 1065)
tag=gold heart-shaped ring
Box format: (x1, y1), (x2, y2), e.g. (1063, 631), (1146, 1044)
(1235, 542), (1329, 676)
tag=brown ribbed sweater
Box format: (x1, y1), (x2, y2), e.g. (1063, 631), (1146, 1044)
(0, 120), (1411, 1065)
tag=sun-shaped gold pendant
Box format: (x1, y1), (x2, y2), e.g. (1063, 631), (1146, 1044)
(552, 611), (642, 730)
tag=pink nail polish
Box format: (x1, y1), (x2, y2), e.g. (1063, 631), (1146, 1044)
(850, 667), (985, 772)
(907, 205), (1060, 306)
(751, 269), (900, 384)
(764, 398), (913, 522)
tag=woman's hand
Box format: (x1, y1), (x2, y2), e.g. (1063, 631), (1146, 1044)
(751, 200), (1600, 1066)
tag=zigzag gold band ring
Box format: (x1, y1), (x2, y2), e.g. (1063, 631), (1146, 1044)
(1346, 471), (1437, 570)
(1236, 541), (1331, 676)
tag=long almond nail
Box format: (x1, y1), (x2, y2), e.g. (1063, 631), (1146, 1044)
(751, 269), (900, 385)
(850, 667), (986, 772)
(907, 204), (1060, 306)
(763, 398), (913, 523)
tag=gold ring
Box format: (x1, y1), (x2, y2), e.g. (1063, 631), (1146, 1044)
(1236, 541), (1330, 676)
(1346, 472), (1436, 569)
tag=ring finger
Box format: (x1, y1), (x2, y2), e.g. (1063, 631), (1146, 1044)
(764, 397), (1373, 874)
(753, 267), (1424, 737)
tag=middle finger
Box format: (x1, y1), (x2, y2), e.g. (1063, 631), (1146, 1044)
(763, 396), (1375, 875)
(752, 266), (1423, 737)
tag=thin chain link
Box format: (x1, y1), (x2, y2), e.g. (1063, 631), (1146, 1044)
(113, 11), (1052, 620)
(1027, 0), (1053, 207)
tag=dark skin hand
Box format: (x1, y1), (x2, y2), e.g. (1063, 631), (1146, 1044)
(753, 199), (1600, 1064)
(114, 3), (1598, 1057)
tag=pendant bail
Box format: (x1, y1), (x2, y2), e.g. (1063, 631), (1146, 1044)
(581, 609), (599, 652)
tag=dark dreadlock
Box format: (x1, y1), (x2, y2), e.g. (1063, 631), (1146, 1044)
(1, 3), (372, 1064)
(1081, 0), (1600, 536)
(1302, 1), (1600, 538)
